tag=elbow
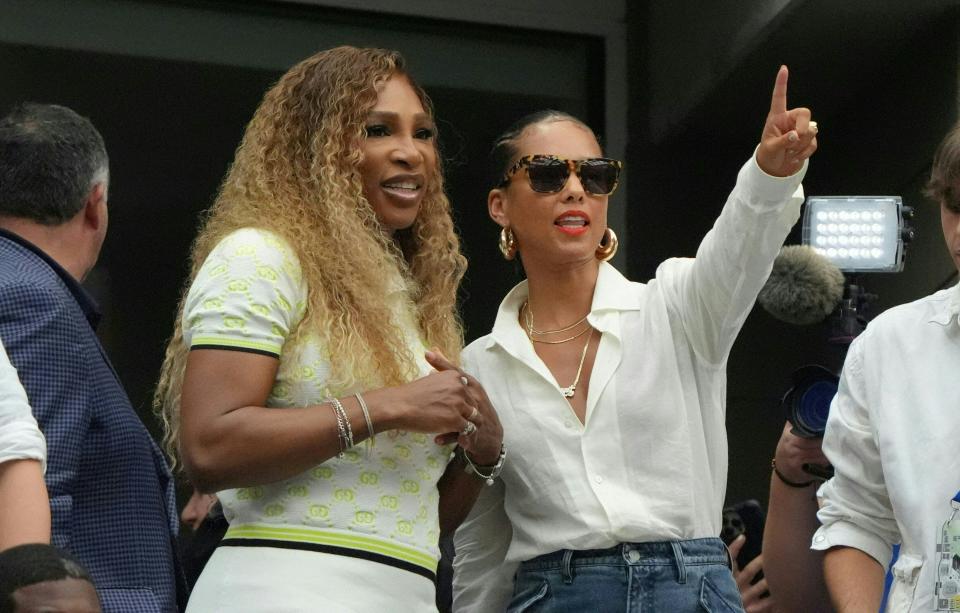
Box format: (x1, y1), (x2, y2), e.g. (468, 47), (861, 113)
(181, 436), (228, 494)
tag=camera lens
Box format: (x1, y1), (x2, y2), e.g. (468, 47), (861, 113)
(782, 365), (839, 438)
(793, 379), (837, 437)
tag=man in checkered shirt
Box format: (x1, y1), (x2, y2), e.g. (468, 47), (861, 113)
(0, 103), (184, 612)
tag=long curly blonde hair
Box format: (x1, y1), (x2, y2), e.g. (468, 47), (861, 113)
(154, 46), (466, 463)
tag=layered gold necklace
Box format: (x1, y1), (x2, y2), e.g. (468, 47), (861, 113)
(522, 300), (595, 398)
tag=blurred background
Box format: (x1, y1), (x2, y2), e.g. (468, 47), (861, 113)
(2, 0), (957, 530)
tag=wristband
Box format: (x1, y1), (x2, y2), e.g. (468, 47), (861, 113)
(771, 458), (815, 488)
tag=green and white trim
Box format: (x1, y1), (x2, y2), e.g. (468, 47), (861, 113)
(221, 523), (439, 581)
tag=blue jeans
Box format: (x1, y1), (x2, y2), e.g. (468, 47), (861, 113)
(508, 537), (744, 613)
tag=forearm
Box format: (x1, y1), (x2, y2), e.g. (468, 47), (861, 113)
(437, 453), (485, 535)
(0, 459), (50, 549)
(823, 546), (884, 613)
(182, 349), (481, 493)
(185, 394), (382, 492)
(763, 473), (831, 612)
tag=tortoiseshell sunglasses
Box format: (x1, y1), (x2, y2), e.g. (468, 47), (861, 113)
(499, 155), (623, 196)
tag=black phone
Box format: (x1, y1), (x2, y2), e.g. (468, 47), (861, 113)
(720, 499), (765, 570)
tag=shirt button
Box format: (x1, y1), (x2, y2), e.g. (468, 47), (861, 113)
(564, 421), (573, 429)
(814, 535), (826, 544)
(594, 475), (603, 484)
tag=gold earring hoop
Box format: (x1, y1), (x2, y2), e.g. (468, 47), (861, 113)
(595, 228), (618, 262)
(499, 227), (517, 260)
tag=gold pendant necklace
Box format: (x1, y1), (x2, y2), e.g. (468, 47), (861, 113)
(559, 328), (594, 398)
(523, 300), (590, 338)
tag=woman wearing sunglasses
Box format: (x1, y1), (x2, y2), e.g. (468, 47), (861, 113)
(452, 65), (817, 612)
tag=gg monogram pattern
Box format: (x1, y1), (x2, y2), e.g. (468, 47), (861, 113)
(183, 228), (451, 562)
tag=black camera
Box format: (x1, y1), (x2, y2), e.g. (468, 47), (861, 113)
(780, 364), (838, 439)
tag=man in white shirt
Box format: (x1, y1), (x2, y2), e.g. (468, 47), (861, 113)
(0, 338), (49, 550)
(814, 121), (960, 611)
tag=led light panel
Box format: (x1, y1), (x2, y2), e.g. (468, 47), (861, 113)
(802, 197), (904, 272)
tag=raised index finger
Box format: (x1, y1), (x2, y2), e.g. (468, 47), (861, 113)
(770, 65), (789, 115)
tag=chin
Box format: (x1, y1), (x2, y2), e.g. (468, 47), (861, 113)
(383, 217), (419, 236)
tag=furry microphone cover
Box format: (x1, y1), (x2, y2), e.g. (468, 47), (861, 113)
(758, 245), (845, 325)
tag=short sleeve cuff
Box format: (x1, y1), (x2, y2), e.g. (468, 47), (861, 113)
(189, 336), (282, 358)
(0, 422), (47, 473)
(811, 520), (894, 569)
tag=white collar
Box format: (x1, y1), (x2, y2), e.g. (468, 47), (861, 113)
(928, 281), (960, 326)
(485, 262), (641, 352)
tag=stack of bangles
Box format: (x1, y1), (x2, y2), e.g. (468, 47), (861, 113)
(458, 444), (507, 486)
(329, 393), (376, 458)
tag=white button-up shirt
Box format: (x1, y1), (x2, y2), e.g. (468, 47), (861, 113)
(813, 283), (960, 612)
(453, 155), (806, 612)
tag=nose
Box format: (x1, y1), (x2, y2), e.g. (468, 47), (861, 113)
(390, 136), (425, 168)
(561, 170), (585, 202)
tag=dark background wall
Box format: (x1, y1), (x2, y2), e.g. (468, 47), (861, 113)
(627, 0), (960, 505)
(2, 0), (959, 533)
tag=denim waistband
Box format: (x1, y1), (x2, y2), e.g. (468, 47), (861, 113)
(519, 537), (731, 571)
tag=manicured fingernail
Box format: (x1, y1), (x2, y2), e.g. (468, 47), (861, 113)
(788, 131), (799, 142)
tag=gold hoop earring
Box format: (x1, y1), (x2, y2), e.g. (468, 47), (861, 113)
(595, 228), (618, 262)
(499, 227), (517, 260)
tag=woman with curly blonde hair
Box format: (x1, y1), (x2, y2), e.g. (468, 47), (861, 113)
(155, 46), (503, 611)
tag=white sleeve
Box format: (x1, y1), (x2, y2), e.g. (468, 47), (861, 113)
(0, 340), (46, 472)
(183, 228), (306, 357)
(656, 152), (806, 364)
(812, 336), (898, 568)
(452, 478), (516, 613)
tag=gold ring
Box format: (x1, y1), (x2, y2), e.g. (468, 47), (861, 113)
(460, 375), (469, 386)
(469, 407), (479, 421)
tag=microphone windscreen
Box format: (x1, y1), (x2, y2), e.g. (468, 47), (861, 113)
(758, 245), (845, 325)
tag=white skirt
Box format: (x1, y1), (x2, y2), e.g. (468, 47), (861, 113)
(186, 545), (437, 612)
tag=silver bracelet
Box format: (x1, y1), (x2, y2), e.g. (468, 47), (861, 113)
(330, 398), (353, 456)
(329, 401), (346, 457)
(355, 392), (375, 457)
(354, 392), (375, 440)
(460, 444), (506, 486)
(336, 398), (354, 449)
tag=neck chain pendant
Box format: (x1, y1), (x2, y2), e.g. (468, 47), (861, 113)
(557, 328), (594, 399)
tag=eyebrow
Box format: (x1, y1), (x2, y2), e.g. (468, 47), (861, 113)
(365, 111), (433, 125)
